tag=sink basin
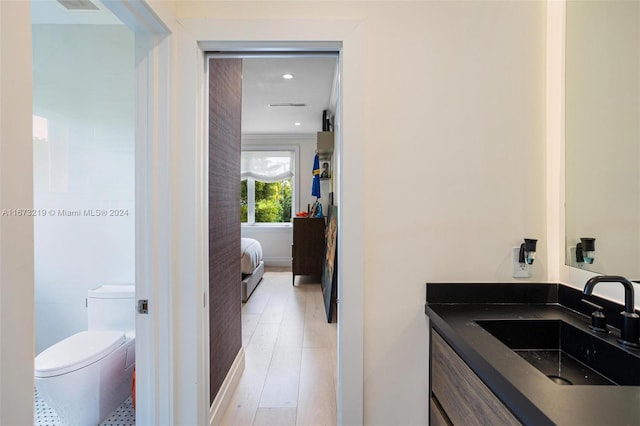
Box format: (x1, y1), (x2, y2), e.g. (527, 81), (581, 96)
(476, 319), (640, 386)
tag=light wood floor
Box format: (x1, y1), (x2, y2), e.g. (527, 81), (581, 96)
(220, 268), (337, 426)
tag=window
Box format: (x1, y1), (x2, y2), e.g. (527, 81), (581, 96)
(241, 149), (295, 224)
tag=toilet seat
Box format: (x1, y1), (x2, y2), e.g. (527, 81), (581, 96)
(35, 330), (126, 378)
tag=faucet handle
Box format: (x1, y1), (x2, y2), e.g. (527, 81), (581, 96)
(581, 298), (608, 333)
(619, 311), (640, 347)
(581, 298), (603, 311)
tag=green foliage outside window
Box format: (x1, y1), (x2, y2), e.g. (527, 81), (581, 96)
(255, 199), (281, 222)
(280, 187), (292, 223)
(242, 178), (292, 223)
(241, 180), (248, 222)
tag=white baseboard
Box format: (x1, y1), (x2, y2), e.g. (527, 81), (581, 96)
(264, 257), (292, 268)
(209, 347), (245, 426)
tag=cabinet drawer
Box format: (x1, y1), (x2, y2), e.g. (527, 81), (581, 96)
(431, 331), (520, 425)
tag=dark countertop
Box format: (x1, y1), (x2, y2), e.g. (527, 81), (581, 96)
(425, 283), (640, 426)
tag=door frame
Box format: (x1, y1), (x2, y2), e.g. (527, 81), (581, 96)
(3, 1), (173, 423)
(178, 19), (365, 425)
(81, 2), (174, 424)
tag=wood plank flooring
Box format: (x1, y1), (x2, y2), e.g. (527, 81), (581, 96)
(220, 268), (337, 426)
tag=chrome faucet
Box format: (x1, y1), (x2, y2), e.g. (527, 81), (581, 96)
(583, 275), (639, 347)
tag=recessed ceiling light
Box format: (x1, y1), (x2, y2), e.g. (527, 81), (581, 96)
(294, 122), (301, 126)
(282, 73), (294, 80)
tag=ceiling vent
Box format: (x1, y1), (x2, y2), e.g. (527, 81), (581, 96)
(268, 103), (307, 107)
(56, 0), (99, 11)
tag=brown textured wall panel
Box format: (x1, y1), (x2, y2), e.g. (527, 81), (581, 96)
(209, 57), (242, 403)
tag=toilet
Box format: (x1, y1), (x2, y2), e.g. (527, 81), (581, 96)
(35, 285), (135, 426)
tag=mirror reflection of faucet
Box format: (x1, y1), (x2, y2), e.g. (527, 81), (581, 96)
(583, 275), (640, 348)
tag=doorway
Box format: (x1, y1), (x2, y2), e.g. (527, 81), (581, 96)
(30, 1), (170, 425)
(31, 5), (136, 425)
(178, 23), (365, 422)
(205, 50), (340, 424)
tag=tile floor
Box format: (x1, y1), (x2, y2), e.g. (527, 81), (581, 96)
(34, 388), (134, 426)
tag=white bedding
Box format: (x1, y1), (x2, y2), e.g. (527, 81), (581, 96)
(241, 238), (263, 274)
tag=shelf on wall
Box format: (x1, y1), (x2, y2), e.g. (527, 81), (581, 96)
(317, 131), (334, 160)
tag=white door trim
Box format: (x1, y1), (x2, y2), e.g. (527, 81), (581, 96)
(179, 20), (365, 425)
(101, 2), (173, 424)
(174, 35), (212, 426)
(132, 33), (174, 425)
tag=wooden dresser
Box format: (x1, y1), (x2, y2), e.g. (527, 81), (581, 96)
(292, 217), (326, 285)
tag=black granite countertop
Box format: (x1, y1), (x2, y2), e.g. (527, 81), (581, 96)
(425, 283), (640, 426)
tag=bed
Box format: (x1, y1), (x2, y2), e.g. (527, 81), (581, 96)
(241, 237), (265, 302)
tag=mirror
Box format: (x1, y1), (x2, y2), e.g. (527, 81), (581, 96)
(565, 0), (640, 277)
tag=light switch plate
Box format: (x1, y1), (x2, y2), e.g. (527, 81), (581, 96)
(512, 247), (531, 278)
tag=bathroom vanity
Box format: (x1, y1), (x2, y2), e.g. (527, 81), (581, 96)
(425, 283), (640, 425)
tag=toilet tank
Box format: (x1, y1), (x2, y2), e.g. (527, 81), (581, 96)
(87, 285), (135, 332)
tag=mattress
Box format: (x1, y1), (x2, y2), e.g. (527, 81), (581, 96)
(241, 238), (263, 274)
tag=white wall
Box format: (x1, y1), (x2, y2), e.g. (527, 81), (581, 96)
(177, 1), (547, 424)
(241, 134), (331, 266)
(0, 2), (34, 424)
(32, 25), (135, 354)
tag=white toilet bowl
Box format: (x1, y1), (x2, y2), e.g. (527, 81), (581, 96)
(35, 284), (135, 425)
(35, 330), (135, 426)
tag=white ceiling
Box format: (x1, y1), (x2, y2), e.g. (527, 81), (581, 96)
(241, 56), (337, 135)
(31, 0), (338, 135)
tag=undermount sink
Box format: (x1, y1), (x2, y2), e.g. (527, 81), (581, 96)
(476, 319), (640, 386)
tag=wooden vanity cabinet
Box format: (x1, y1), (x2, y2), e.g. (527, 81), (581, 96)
(430, 330), (521, 425)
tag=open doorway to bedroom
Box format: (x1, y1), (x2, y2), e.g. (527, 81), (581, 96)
(207, 51), (341, 425)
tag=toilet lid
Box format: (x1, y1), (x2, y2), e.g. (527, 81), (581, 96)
(35, 331), (126, 378)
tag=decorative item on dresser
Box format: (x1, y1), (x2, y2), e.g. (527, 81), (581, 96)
(292, 217), (326, 285)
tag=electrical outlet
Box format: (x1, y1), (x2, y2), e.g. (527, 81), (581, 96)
(512, 247), (531, 278)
